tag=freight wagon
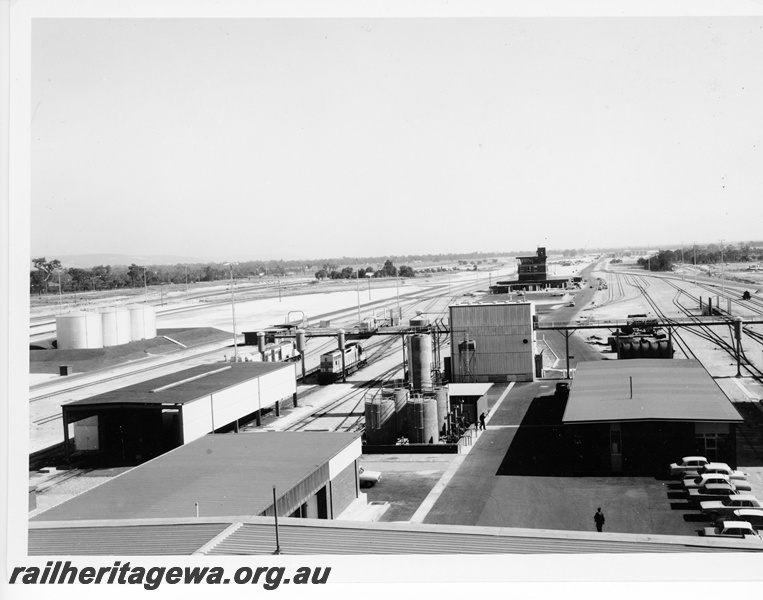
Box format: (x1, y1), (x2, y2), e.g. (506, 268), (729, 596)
(318, 342), (367, 384)
(250, 339), (300, 363)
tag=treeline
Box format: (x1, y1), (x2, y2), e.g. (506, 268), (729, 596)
(30, 256), (421, 294)
(637, 243), (763, 272)
(314, 260), (415, 280)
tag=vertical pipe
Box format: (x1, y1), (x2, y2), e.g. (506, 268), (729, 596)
(195, 502), (199, 518)
(629, 376), (633, 399)
(272, 486), (281, 555)
(565, 331), (570, 379)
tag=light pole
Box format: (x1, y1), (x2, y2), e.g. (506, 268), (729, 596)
(185, 265), (188, 295)
(143, 267), (148, 304)
(56, 267), (64, 314)
(225, 262), (239, 361)
(720, 241), (725, 300)
(355, 270), (362, 324)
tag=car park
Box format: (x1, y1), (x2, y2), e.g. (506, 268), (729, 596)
(687, 482), (740, 504)
(669, 456), (709, 477)
(701, 520), (762, 540)
(685, 462), (749, 481)
(682, 473), (752, 492)
(731, 509), (763, 530)
(359, 466), (382, 488)
(700, 495), (762, 520)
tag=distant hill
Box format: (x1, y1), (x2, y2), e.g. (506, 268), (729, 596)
(33, 254), (206, 269)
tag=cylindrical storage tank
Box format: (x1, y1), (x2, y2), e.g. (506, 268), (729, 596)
(295, 329), (306, 353)
(407, 397), (425, 444)
(422, 397), (439, 444)
(408, 334), (433, 392)
(657, 340), (670, 358)
(619, 341), (632, 359)
(435, 386), (448, 434)
(639, 338), (651, 358)
(365, 395), (396, 446)
(56, 312), (104, 350)
(393, 388), (408, 436)
(257, 331), (266, 353)
(100, 308), (132, 347)
(128, 305), (157, 341)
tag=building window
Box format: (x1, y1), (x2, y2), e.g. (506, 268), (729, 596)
(695, 433), (728, 462)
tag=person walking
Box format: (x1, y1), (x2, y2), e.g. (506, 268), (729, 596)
(479, 412), (486, 430)
(594, 507), (605, 532)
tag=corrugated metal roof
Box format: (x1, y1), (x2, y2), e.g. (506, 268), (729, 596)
(65, 362), (290, 407)
(28, 523), (229, 556)
(562, 360), (744, 424)
(31, 432), (360, 522)
(29, 516), (762, 555)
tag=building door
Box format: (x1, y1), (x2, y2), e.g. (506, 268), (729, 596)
(610, 423), (622, 473)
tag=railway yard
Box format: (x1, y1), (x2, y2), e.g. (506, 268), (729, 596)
(25, 255), (763, 546)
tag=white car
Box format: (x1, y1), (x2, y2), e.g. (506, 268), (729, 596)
(670, 456), (709, 477)
(700, 494), (762, 520)
(731, 509), (763, 530)
(358, 466), (382, 488)
(701, 521), (762, 540)
(686, 462), (749, 481)
(682, 473), (752, 492)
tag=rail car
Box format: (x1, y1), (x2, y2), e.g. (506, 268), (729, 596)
(318, 342), (367, 384)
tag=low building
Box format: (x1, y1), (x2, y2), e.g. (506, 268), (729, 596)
(32, 431), (363, 523)
(62, 362), (297, 466)
(562, 360), (744, 474)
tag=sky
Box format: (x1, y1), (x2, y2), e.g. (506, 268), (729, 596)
(29, 12), (763, 261)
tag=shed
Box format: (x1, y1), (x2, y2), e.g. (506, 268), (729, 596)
(62, 362), (297, 465)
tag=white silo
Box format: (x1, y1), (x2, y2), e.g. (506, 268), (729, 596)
(128, 305), (157, 341)
(101, 308), (132, 347)
(56, 312), (104, 349)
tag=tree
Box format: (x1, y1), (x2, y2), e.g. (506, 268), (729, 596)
(398, 265), (416, 277)
(31, 257), (61, 294)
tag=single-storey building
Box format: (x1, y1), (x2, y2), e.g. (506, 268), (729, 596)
(62, 362), (297, 466)
(32, 431), (363, 524)
(561, 360), (744, 475)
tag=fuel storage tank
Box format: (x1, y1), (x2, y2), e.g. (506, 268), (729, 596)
(100, 308), (132, 347)
(408, 334), (433, 392)
(128, 305), (157, 341)
(56, 312), (104, 350)
(364, 393), (396, 446)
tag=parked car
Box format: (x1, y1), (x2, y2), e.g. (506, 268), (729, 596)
(670, 456), (709, 477)
(687, 483), (740, 504)
(700, 494), (762, 520)
(358, 466), (382, 488)
(682, 473), (752, 492)
(701, 521), (762, 540)
(731, 509), (763, 530)
(693, 463), (749, 481)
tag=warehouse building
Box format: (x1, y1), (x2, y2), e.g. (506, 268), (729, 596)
(32, 431), (363, 523)
(62, 362), (297, 466)
(562, 360), (744, 474)
(449, 301), (537, 383)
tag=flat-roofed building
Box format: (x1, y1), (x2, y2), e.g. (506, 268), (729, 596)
(32, 431), (363, 523)
(62, 362), (297, 466)
(562, 360), (744, 474)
